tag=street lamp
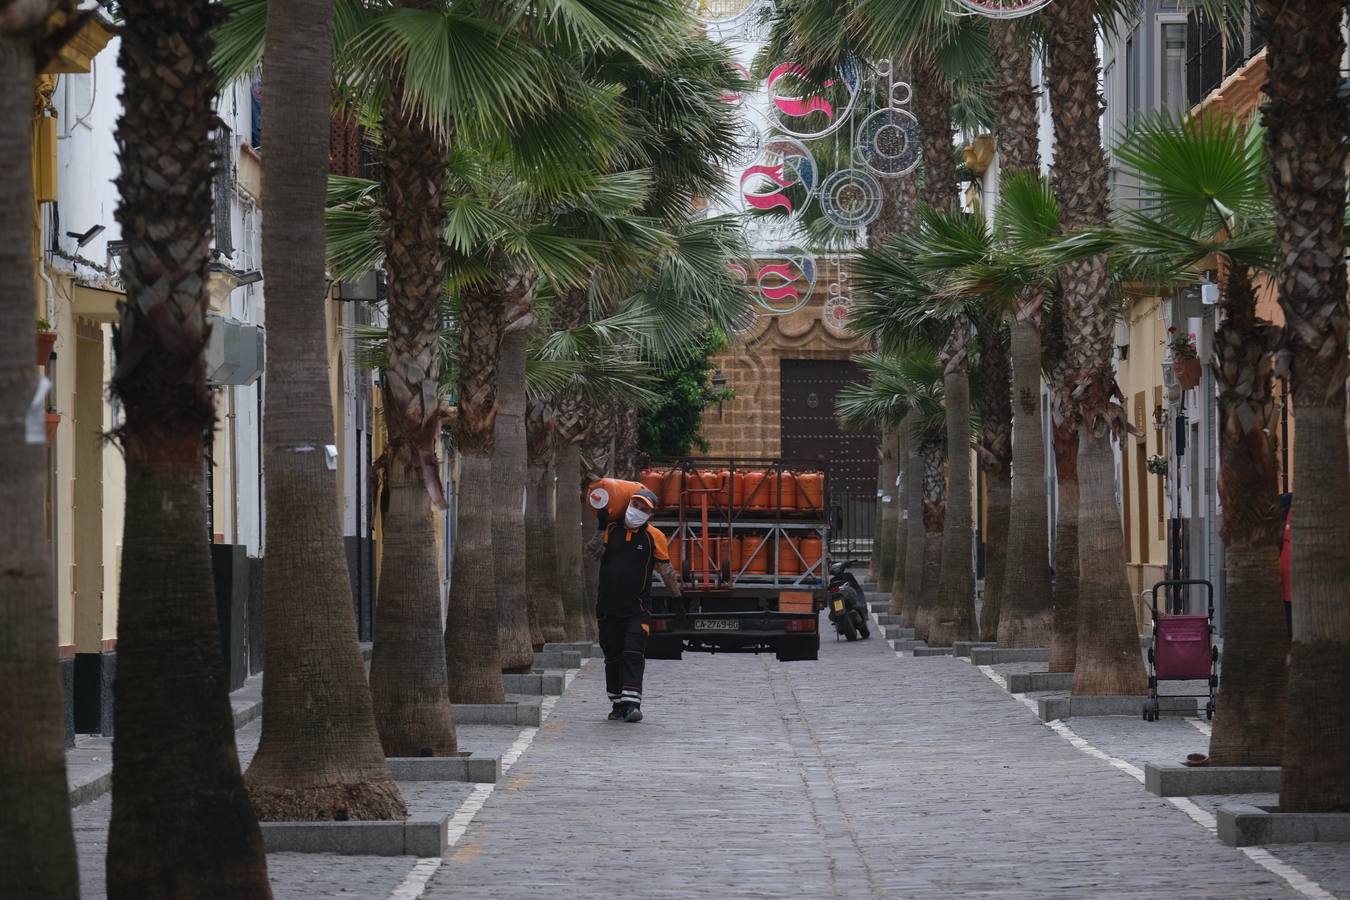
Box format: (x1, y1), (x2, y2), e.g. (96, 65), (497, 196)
(711, 369), (727, 417)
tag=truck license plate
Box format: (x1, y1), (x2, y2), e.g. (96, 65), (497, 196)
(695, 618), (739, 631)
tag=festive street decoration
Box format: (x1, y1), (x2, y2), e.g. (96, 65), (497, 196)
(720, 61), (753, 105)
(692, 0), (774, 39)
(951, 0), (1053, 18)
(766, 61), (860, 140)
(820, 168), (883, 229)
(821, 264), (855, 337)
(739, 136), (817, 220)
(754, 250), (816, 315)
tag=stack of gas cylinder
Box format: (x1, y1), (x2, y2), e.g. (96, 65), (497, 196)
(638, 467), (826, 514)
(641, 465), (827, 578)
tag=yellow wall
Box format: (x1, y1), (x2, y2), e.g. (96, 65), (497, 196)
(1115, 296), (1170, 622)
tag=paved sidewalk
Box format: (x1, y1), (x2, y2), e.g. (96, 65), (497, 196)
(421, 619), (1331, 899)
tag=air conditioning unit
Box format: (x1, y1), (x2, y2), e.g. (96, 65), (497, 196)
(206, 314), (265, 386)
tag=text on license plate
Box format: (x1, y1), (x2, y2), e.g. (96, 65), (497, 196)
(694, 618), (740, 631)
(832, 600), (844, 612)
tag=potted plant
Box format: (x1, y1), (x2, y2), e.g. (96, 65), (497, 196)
(1146, 453), (1168, 477)
(1166, 327), (1201, 389)
(36, 318), (56, 367)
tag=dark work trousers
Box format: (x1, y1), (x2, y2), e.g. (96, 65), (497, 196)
(598, 613), (649, 708)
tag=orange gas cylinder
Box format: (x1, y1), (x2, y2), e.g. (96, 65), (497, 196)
(759, 472), (778, 510)
(742, 533), (770, 574)
(661, 469), (684, 508)
(742, 471), (767, 509)
(796, 472), (825, 511)
(717, 470), (732, 508)
(800, 535), (823, 572)
(696, 471), (723, 506)
(730, 534), (744, 570)
(777, 471), (798, 510)
(669, 537), (682, 571)
(587, 478), (651, 522)
(777, 535), (802, 576)
(639, 470), (665, 506)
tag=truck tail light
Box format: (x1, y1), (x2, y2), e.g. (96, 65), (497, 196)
(650, 618), (672, 633)
(785, 618), (815, 633)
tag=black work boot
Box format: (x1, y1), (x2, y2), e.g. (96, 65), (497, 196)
(608, 703), (626, 721)
(623, 704), (643, 723)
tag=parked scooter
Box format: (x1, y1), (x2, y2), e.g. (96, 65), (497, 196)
(827, 561), (870, 641)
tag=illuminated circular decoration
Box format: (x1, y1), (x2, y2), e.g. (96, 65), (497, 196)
(754, 250), (816, 315)
(739, 136), (818, 221)
(951, 0), (1053, 18)
(766, 61), (860, 140)
(728, 109), (765, 168)
(857, 106), (922, 178)
(820, 168), (883, 229)
(823, 298), (853, 337)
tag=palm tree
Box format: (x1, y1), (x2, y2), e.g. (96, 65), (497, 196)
(525, 401), (567, 644)
(1042, 0), (1145, 695)
(837, 350), (948, 638)
(974, 317), (1012, 641)
(1261, 0), (1350, 812)
(0, 8), (80, 896)
(1042, 283), (1080, 672)
(104, 0), (273, 890)
(213, 0), (407, 818)
(1108, 111), (1287, 764)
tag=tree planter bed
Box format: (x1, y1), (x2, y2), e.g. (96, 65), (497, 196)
(912, 646), (955, 657)
(1217, 804), (1350, 847)
(1144, 763), (1280, 797)
(502, 672), (565, 695)
(1037, 694), (1199, 721)
(954, 641), (998, 658)
(452, 698), (543, 726)
(1005, 671), (1073, 693)
(970, 647), (1048, 664)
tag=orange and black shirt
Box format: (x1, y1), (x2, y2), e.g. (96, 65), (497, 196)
(597, 522), (670, 617)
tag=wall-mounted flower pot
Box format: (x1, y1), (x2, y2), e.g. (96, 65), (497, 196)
(36, 330), (57, 366)
(1172, 357), (1202, 390)
(45, 412), (60, 446)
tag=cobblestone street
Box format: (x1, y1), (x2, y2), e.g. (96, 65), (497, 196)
(412, 604), (1345, 900)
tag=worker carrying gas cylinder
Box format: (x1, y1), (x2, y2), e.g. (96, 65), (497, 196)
(586, 480), (682, 723)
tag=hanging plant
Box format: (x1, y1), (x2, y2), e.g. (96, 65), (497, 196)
(1146, 453), (1168, 476)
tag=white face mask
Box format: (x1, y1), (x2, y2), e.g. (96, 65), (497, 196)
(624, 506), (651, 530)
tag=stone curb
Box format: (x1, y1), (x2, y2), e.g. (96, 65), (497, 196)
(1217, 803), (1350, 847)
(1006, 671), (1073, 693)
(1144, 763), (1280, 797)
(502, 672), (566, 695)
(970, 647), (1049, 665)
(532, 650), (583, 670)
(891, 639), (927, 651)
(542, 641), (599, 659)
(874, 613), (904, 625)
(453, 698), (544, 726)
(953, 641), (998, 658)
(387, 755), (501, 784)
(260, 818), (447, 857)
(884, 626), (917, 641)
(1037, 694), (1199, 722)
(913, 646), (954, 657)
(68, 770), (111, 808)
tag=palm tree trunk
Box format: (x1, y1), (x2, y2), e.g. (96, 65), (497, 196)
(446, 278), (522, 702)
(930, 326), (977, 646)
(526, 404), (567, 644)
(105, 2), (273, 888)
(1262, 0), (1350, 811)
(887, 418), (911, 605)
(999, 319), (1053, 647)
(912, 55), (956, 213)
(1045, 0), (1145, 696)
(911, 438), (947, 642)
(0, 32), (79, 900)
(989, 21), (1041, 175)
(1206, 265), (1286, 765)
(493, 327), (537, 670)
(976, 321), (1013, 642)
(245, 0), (404, 822)
(1071, 427), (1146, 694)
(893, 410), (923, 618)
(555, 443), (590, 640)
(370, 440), (458, 757)
(1048, 421), (1080, 672)
(876, 426), (899, 588)
(368, 72), (458, 757)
